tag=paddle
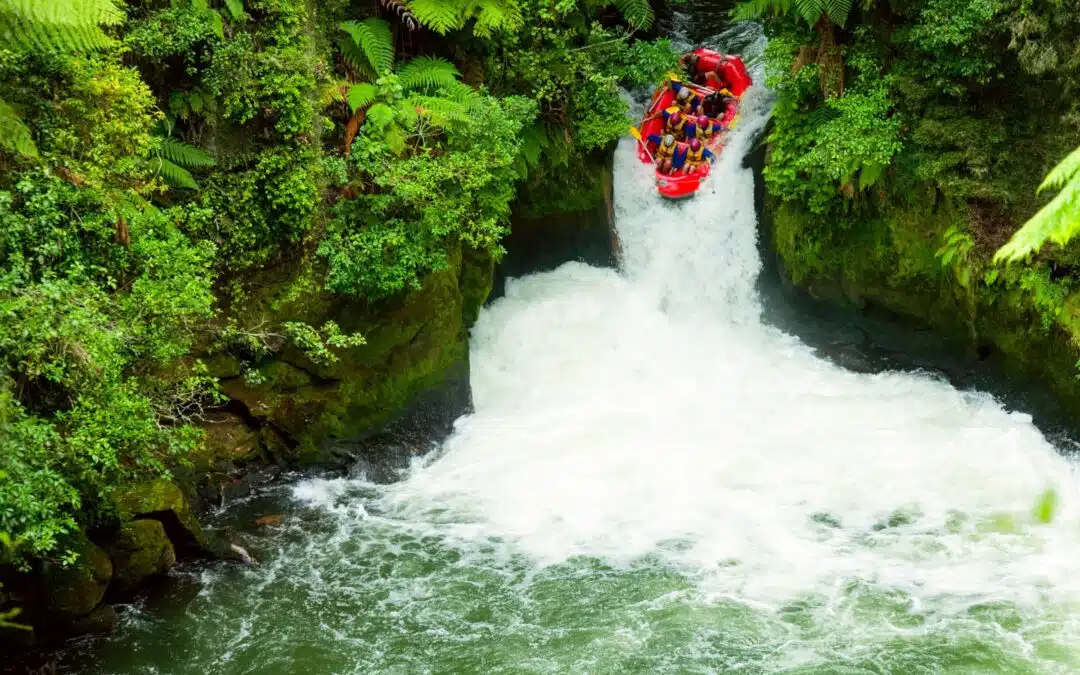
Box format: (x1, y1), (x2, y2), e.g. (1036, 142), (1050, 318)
(629, 126), (656, 164)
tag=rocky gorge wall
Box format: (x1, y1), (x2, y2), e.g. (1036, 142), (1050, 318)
(763, 195), (1080, 425)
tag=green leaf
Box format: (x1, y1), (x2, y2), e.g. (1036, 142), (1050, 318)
(1032, 487), (1059, 524)
(0, 98), (38, 158)
(1038, 144), (1080, 195)
(209, 9), (224, 39)
(346, 83), (379, 113)
(224, 0), (245, 21)
(339, 19), (394, 76)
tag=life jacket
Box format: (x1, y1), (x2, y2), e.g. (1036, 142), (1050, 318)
(698, 121), (714, 140)
(686, 146), (705, 166)
(656, 141), (676, 161)
(664, 108), (686, 135)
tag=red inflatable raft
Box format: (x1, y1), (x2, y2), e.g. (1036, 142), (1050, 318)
(633, 49), (752, 199)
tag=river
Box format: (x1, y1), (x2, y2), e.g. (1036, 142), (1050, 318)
(60, 21), (1080, 675)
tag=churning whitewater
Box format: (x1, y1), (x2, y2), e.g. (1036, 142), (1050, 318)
(74, 23), (1080, 675)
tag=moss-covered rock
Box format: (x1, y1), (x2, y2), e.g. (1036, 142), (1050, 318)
(114, 479), (214, 555)
(106, 520), (176, 596)
(213, 241), (487, 462)
(42, 538), (112, 617)
(68, 603), (119, 635)
(766, 196), (1080, 420)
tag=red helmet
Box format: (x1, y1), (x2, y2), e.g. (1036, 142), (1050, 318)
(670, 112), (682, 124)
(697, 115), (709, 127)
(689, 138), (701, 151)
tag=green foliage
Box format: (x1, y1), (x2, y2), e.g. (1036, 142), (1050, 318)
(734, 0), (853, 27)
(935, 225), (975, 287)
(994, 145), (1080, 263)
(0, 98), (37, 158)
(0, 0), (123, 53)
(282, 321), (366, 366)
(404, 0), (524, 37)
(0, 169), (217, 556)
(340, 18), (395, 76)
(320, 95), (536, 298)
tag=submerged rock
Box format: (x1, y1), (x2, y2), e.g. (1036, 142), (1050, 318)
(106, 520), (176, 596)
(68, 603), (119, 635)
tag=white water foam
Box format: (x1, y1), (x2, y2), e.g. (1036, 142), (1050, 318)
(288, 22), (1080, 669)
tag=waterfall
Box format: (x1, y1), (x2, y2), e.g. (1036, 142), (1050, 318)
(76, 23), (1080, 674)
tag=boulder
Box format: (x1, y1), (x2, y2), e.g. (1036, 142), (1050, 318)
(114, 479), (213, 556)
(68, 603), (119, 635)
(106, 519), (176, 596)
(42, 538), (112, 617)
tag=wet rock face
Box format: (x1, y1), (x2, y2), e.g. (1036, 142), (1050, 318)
(106, 520), (176, 597)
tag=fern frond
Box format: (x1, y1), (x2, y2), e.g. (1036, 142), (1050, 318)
(469, 0), (523, 36)
(0, 0), (123, 52)
(157, 158), (199, 189)
(366, 102), (397, 130)
(378, 0), (419, 30)
(398, 56), (461, 92)
(408, 94), (471, 126)
(793, 0), (825, 25)
(610, 0), (654, 30)
(1038, 145), (1080, 195)
(731, 0), (792, 20)
(3, 0), (123, 27)
(338, 36), (376, 80)
(995, 148), (1080, 263)
(339, 19), (394, 76)
(824, 0), (852, 26)
(158, 137), (215, 168)
(384, 123), (407, 154)
(347, 82), (379, 112)
(405, 0), (461, 34)
(0, 98), (38, 158)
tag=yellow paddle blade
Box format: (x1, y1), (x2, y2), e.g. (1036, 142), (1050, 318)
(629, 126), (642, 140)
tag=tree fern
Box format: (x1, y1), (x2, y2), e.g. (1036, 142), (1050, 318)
(339, 19), (395, 76)
(0, 98), (37, 158)
(610, 0), (654, 30)
(398, 56), (461, 91)
(0, 0), (123, 53)
(994, 145), (1080, 263)
(405, 0), (461, 34)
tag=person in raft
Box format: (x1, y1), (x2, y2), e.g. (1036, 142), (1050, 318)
(692, 114), (726, 141)
(682, 51), (735, 92)
(661, 109), (687, 140)
(646, 134), (689, 174)
(683, 137), (715, 174)
(671, 84), (701, 115)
